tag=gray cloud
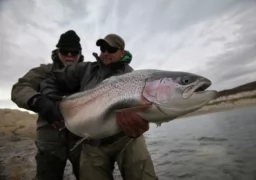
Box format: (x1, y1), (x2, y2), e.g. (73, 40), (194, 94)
(190, 4), (256, 90)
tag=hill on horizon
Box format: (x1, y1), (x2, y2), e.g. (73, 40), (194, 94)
(217, 81), (256, 98)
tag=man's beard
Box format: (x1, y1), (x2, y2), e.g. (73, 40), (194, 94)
(64, 59), (76, 66)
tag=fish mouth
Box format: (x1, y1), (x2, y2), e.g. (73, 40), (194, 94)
(183, 79), (212, 98)
(194, 80), (211, 92)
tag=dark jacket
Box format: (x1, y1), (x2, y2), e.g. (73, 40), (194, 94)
(40, 51), (133, 100)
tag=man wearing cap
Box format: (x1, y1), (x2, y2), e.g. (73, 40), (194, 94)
(39, 33), (158, 180)
(11, 30), (84, 180)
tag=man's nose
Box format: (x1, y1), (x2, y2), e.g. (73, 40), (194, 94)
(67, 52), (72, 56)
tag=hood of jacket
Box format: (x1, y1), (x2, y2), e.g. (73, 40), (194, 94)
(120, 50), (132, 64)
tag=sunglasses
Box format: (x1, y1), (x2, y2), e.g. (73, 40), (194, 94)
(100, 46), (119, 53)
(59, 49), (80, 56)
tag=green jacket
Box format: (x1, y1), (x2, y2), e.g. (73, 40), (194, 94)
(11, 63), (53, 110)
(40, 51), (133, 100)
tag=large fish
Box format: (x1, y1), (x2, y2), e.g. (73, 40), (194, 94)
(59, 69), (217, 140)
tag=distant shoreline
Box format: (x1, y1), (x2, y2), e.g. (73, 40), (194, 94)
(182, 97), (256, 118)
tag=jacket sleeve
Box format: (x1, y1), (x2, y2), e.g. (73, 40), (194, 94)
(11, 64), (52, 110)
(40, 62), (94, 98)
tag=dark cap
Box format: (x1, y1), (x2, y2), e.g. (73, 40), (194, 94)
(56, 30), (82, 50)
(96, 34), (125, 50)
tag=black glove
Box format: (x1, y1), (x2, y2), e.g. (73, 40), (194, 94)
(28, 94), (64, 128)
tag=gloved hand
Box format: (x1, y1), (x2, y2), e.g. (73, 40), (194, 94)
(116, 111), (149, 138)
(28, 94), (64, 130)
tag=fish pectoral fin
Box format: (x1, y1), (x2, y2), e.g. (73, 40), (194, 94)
(70, 136), (88, 151)
(115, 104), (152, 113)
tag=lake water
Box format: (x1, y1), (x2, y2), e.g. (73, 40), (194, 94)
(130, 105), (256, 180)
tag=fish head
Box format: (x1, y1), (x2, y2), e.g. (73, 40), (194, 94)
(142, 71), (217, 120)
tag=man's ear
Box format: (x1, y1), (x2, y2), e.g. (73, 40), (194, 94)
(121, 50), (125, 57)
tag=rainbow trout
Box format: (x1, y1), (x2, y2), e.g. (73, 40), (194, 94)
(59, 69), (217, 142)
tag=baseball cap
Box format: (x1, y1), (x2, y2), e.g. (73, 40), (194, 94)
(96, 34), (125, 50)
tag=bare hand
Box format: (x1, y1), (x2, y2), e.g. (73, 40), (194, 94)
(116, 111), (149, 138)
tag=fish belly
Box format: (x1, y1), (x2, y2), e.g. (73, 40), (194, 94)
(64, 111), (122, 139)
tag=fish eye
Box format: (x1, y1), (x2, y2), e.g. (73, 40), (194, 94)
(182, 77), (190, 84)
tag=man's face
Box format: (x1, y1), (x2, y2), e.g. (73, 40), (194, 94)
(57, 48), (81, 66)
(99, 43), (125, 65)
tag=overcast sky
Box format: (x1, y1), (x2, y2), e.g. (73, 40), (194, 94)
(1, 0), (256, 109)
